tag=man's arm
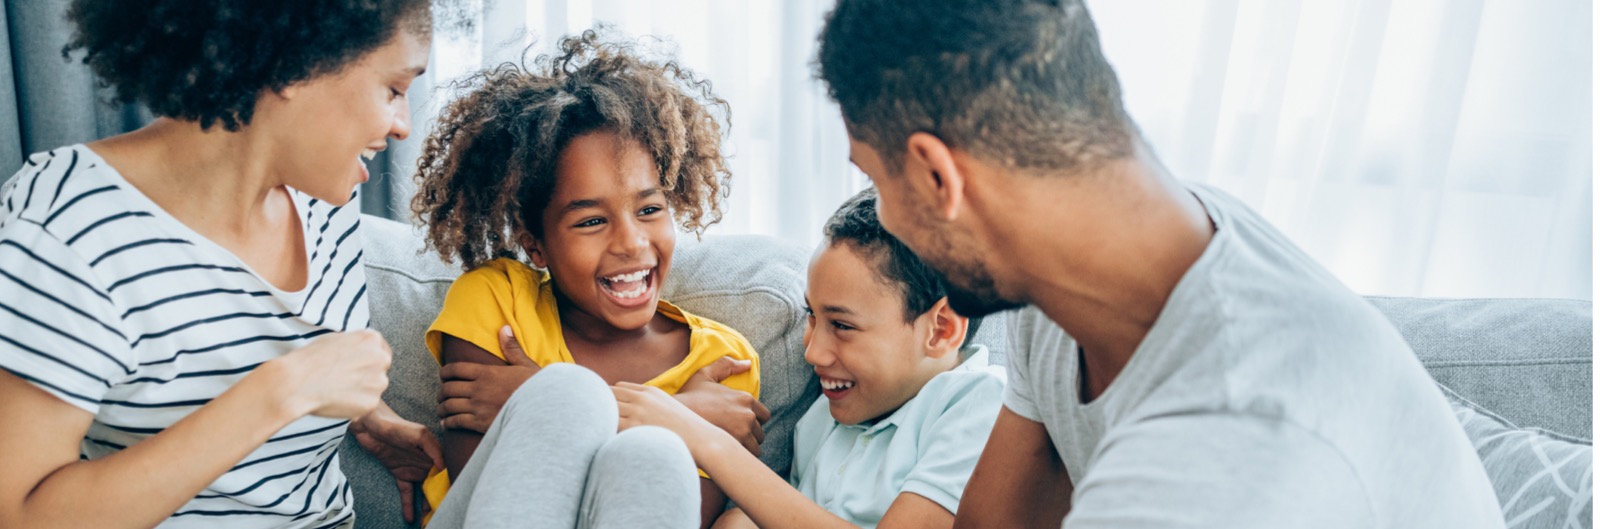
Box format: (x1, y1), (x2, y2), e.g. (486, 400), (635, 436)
(953, 406), (1074, 529)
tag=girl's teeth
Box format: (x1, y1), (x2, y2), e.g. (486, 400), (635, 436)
(607, 270), (649, 282)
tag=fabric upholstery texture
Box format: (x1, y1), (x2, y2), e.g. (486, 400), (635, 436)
(1443, 384), (1592, 528)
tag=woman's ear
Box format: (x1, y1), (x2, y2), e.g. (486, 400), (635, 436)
(921, 297), (968, 359)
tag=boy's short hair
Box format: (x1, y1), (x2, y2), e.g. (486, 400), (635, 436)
(824, 187), (982, 346)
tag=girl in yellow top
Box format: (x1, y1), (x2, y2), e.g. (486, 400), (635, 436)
(408, 31), (760, 529)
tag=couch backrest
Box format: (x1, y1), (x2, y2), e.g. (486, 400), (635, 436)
(1367, 296), (1592, 439)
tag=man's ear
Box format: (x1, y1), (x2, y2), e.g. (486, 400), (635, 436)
(520, 230), (548, 269)
(904, 132), (966, 222)
(921, 297), (968, 359)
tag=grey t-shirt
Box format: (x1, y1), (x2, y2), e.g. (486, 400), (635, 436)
(1005, 183), (1503, 527)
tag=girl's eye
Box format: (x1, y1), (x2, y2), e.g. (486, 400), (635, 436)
(575, 218), (605, 228)
(639, 205), (663, 216)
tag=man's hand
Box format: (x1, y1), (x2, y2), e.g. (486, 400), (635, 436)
(438, 326), (541, 433)
(673, 357), (770, 456)
(351, 403), (444, 524)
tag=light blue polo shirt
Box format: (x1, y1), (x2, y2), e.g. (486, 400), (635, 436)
(790, 346), (1005, 527)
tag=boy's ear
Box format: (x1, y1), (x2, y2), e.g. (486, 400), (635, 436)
(904, 132), (966, 222)
(921, 297), (968, 359)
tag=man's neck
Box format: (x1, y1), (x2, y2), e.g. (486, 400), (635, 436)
(988, 151), (1214, 399)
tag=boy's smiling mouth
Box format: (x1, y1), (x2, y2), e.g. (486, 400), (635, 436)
(820, 375), (856, 399)
(598, 267), (656, 306)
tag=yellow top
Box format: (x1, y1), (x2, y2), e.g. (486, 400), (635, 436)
(420, 258), (761, 520)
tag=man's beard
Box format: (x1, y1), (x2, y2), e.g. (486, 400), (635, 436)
(935, 258), (1025, 318)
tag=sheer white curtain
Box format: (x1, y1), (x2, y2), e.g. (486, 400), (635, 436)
(402, 0), (1591, 300)
(1095, 0), (1591, 300)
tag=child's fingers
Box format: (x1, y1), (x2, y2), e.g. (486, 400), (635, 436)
(441, 413), (488, 432)
(497, 325), (539, 368)
(695, 356), (752, 383)
(438, 362), (482, 382)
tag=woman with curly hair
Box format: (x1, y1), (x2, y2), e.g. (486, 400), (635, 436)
(0, 1), (441, 528)
(411, 31), (756, 529)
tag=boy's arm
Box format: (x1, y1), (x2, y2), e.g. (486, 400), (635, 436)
(615, 384), (950, 529)
(952, 406), (1073, 529)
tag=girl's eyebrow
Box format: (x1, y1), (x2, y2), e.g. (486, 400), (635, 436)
(557, 188), (663, 216)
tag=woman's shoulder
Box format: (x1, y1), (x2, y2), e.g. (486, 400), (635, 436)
(3, 145), (115, 228)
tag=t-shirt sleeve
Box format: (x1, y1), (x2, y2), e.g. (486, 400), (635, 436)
(1002, 312), (1041, 421)
(900, 374), (1005, 514)
(0, 220), (133, 413)
(1062, 414), (1372, 528)
(425, 267), (515, 363)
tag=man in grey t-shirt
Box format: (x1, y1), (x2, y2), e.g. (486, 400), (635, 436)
(812, 0), (1503, 527)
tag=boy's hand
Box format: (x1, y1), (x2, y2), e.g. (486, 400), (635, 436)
(674, 357), (770, 456)
(437, 326), (540, 433)
(615, 382), (722, 458)
(351, 404), (443, 524)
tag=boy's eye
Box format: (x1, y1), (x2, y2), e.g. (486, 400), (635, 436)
(574, 218), (605, 228)
(831, 321), (854, 332)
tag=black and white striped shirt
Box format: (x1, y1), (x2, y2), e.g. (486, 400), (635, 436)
(0, 145), (368, 528)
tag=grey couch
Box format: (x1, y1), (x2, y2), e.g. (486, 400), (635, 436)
(344, 215), (1592, 528)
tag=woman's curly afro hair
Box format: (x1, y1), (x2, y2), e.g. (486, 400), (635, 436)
(63, 0), (434, 132)
(411, 29), (733, 270)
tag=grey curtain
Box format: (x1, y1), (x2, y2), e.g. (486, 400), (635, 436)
(0, 0), (416, 222)
(0, 0), (151, 183)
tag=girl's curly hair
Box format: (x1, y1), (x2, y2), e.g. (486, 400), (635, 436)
(63, 0), (437, 132)
(411, 29), (732, 270)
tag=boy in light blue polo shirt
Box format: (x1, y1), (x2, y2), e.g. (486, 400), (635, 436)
(612, 187), (1005, 529)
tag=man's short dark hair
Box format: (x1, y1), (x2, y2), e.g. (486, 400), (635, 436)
(825, 187), (982, 345)
(815, 0), (1136, 176)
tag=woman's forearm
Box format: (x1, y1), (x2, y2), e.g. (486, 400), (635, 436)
(6, 361), (304, 529)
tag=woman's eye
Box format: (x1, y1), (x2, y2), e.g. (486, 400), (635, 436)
(575, 218), (604, 228)
(389, 88), (404, 100)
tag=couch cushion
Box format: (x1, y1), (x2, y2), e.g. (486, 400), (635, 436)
(345, 216), (814, 529)
(1442, 384), (1592, 527)
(1368, 296), (1592, 440)
(344, 216), (460, 529)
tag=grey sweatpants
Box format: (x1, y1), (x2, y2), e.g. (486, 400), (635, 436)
(427, 363), (700, 529)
